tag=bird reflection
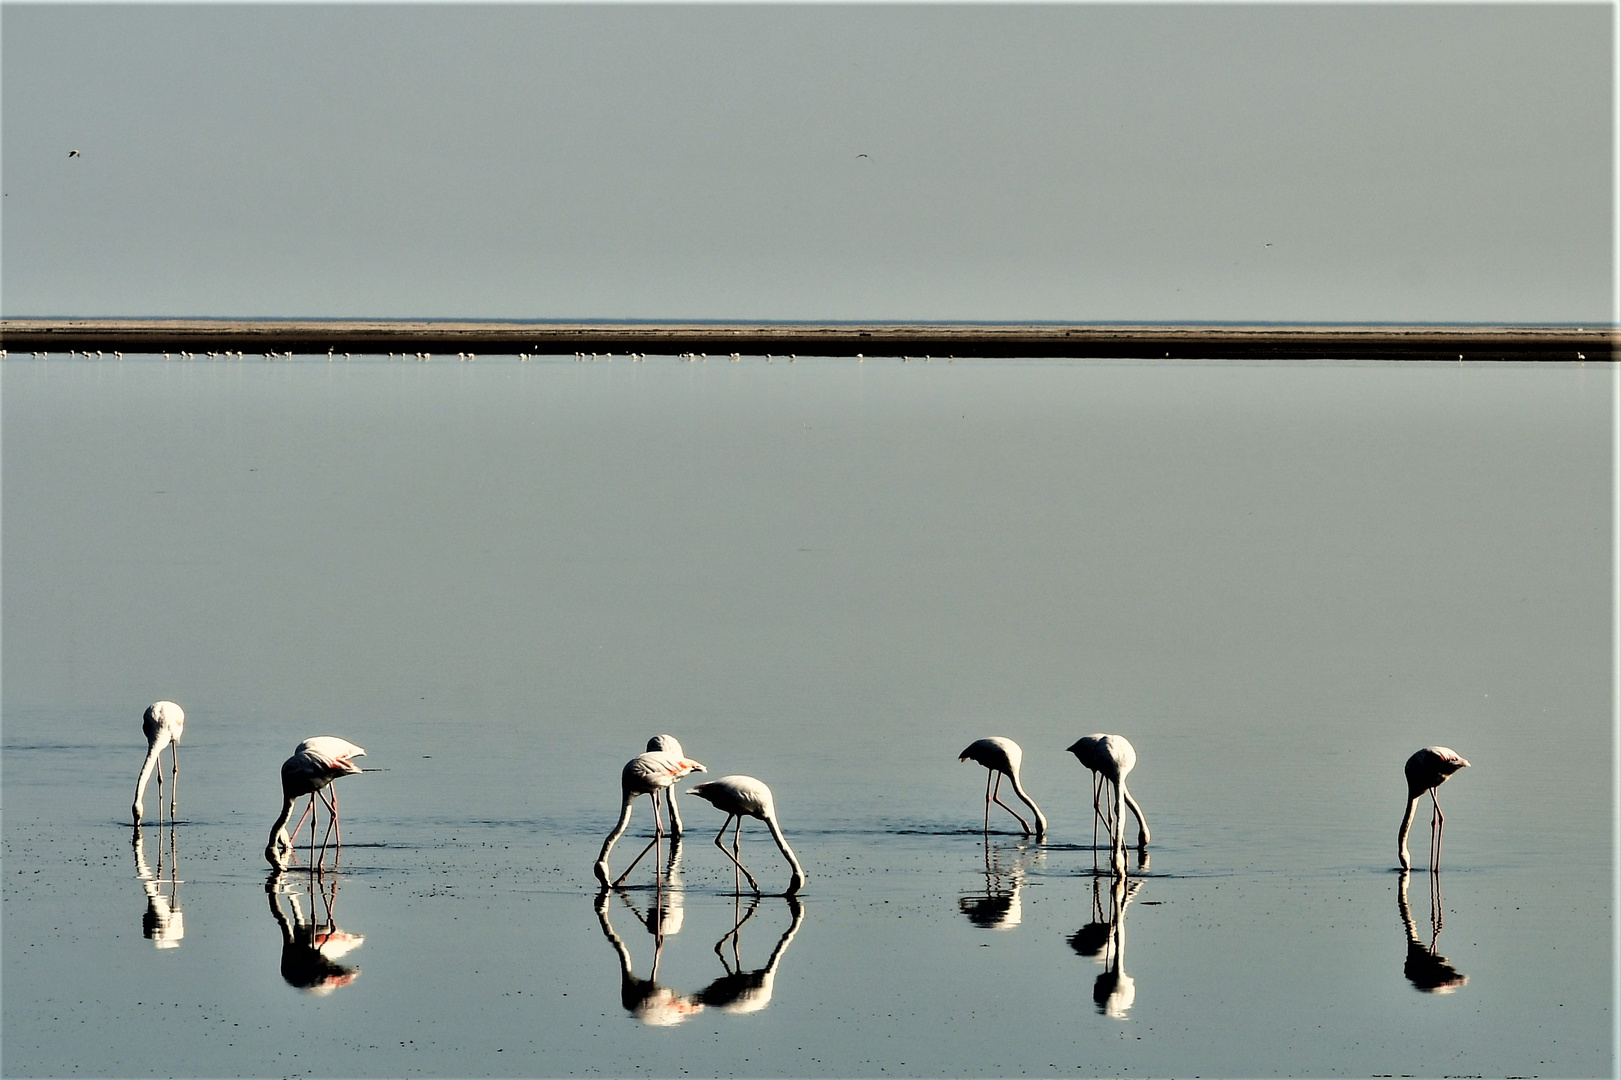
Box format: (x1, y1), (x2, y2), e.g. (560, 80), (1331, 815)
(266, 869), (364, 994)
(695, 893), (805, 1013)
(1069, 872), (1141, 1016)
(959, 835), (1040, 929)
(594, 864), (806, 1026)
(1397, 869), (1468, 993)
(594, 881), (702, 1026)
(132, 825), (184, 948)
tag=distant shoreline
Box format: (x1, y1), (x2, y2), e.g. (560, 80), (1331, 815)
(1, 319), (1612, 360)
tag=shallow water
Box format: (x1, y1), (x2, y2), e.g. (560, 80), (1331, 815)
(3, 356), (1612, 1077)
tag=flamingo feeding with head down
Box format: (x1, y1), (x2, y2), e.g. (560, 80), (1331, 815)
(1067, 734), (1150, 852)
(1398, 746), (1469, 872)
(687, 775), (805, 896)
(133, 701), (185, 824)
(958, 738), (1047, 842)
(1066, 734), (1143, 874)
(265, 737), (366, 870)
(595, 750), (707, 887)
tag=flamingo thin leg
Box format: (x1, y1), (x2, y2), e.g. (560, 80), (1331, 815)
(991, 772), (1031, 835)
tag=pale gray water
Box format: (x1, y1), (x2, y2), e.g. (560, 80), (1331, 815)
(3, 355), (1612, 1077)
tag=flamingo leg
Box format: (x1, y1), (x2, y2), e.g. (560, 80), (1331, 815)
(991, 772), (1031, 835)
(291, 798), (315, 841)
(712, 816), (760, 893)
(155, 754), (166, 826)
(169, 741), (180, 817)
(1430, 789), (1445, 873)
(316, 788), (340, 869)
(612, 837), (659, 887)
(983, 769), (992, 833)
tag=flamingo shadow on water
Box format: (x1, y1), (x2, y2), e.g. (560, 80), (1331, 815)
(132, 823), (184, 949)
(1397, 868), (1468, 993)
(595, 750), (707, 889)
(266, 867), (364, 994)
(1068, 871), (1142, 1017)
(959, 834), (1040, 930)
(958, 738), (1048, 842)
(132, 700), (185, 825)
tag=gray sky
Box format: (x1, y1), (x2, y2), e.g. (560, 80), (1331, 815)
(1, 3), (1612, 322)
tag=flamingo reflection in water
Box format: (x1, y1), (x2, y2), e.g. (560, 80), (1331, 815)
(594, 882), (703, 1026)
(266, 869), (364, 994)
(959, 836), (1042, 930)
(594, 884), (807, 1025)
(695, 893), (806, 1013)
(1397, 869), (1468, 993)
(1068, 871), (1142, 1016)
(132, 825), (184, 948)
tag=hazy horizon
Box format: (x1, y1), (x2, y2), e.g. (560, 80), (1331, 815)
(3, 3), (1612, 324)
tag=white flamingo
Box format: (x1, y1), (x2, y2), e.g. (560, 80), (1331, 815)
(132, 701), (185, 824)
(687, 775), (806, 896)
(595, 751), (707, 887)
(646, 735), (694, 837)
(1066, 734), (1150, 852)
(1398, 746), (1470, 872)
(1066, 734), (1142, 874)
(265, 737), (366, 870)
(958, 737), (1047, 841)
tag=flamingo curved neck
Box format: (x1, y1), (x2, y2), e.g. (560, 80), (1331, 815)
(132, 740), (165, 820)
(1397, 794), (1421, 870)
(1006, 772), (1048, 841)
(763, 813), (805, 895)
(266, 795), (297, 868)
(595, 791), (639, 884)
(1121, 785), (1150, 845)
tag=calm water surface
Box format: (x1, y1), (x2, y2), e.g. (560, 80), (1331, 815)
(3, 356), (1612, 1076)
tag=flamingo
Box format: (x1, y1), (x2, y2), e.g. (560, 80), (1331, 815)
(595, 751), (707, 887)
(958, 738), (1047, 841)
(1398, 746), (1470, 872)
(646, 735), (694, 837)
(687, 775), (806, 896)
(132, 701), (185, 824)
(265, 737), (366, 870)
(1066, 734), (1150, 852)
(1066, 734), (1143, 873)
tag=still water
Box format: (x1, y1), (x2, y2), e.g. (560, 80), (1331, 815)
(3, 355), (1612, 1077)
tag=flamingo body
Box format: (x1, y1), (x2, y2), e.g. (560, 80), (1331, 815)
(595, 751), (707, 886)
(266, 737), (366, 869)
(133, 700), (185, 824)
(959, 737), (1048, 841)
(687, 775), (805, 895)
(1067, 733), (1150, 848)
(647, 735), (692, 836)
(1398, 746), (1469, 871)
(1066, 733), (1144, 872)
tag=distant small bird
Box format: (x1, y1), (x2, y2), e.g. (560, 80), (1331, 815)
(959, 738), (1047, 841)
(133, 701), (186, 824)
(68, 150), (81, 158)
(1398, 746), (1469, 872)
(856, 153), (868, 158)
